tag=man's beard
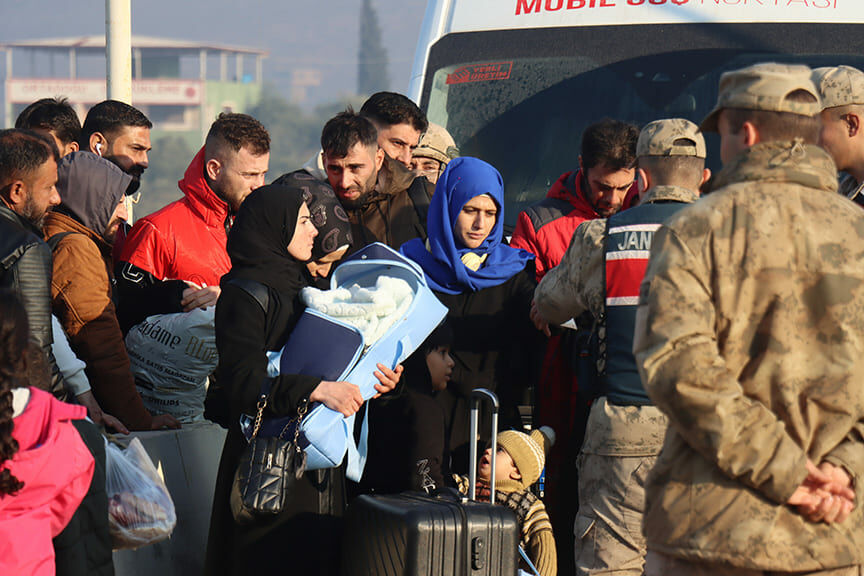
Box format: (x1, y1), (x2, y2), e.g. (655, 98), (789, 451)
(336, 172), (378, 209)
(20, 194), (48, 230)
(338, 190), (369, 209)
(104, 154), (145, 183)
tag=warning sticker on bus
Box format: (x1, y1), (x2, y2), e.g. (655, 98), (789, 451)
(446, 62), (513, 85)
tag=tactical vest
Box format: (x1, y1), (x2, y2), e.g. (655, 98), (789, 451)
(600, 201), (687, 405)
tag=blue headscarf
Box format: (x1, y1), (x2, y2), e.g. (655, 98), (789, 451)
(400, 157), (534, 295)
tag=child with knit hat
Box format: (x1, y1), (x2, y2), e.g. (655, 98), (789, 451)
(455, 427), (557, 576)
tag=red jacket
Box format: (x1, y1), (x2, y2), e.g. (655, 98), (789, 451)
(510, 171), (600, 281)
(120, 147), (231, 287)
(510, 170), (638, 280)
(0, 388), (94, 576)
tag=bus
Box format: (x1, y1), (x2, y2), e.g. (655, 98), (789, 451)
(408, 0), (864, 230)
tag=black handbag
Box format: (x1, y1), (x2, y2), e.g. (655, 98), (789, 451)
(230, 386), (308, 525)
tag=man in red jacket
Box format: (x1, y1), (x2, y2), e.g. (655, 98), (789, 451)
(511, 119), (638, 573)
(511, 119), (640, 280)
(115, 113), (270, 333)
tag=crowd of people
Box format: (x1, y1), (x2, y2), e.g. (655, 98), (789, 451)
(1, 60), (864, 576)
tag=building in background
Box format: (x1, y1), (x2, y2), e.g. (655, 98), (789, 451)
(1, 35), (266, 150)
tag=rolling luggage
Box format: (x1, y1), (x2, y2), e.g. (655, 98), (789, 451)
(341, 389), (520, 576)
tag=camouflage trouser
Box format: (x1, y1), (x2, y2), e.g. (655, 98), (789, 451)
(645, 551), (862, 576)
(574, 398), (667, 576)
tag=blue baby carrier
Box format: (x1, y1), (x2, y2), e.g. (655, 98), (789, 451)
(241, 243), (448, 481)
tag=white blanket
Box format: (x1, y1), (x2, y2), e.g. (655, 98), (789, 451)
(301, 276), (414, 346)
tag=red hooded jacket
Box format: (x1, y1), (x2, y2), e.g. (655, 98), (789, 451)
(510, 171), (600, 281)
(0, 388), (94, 576)
(119, 147), (232, 287)
(510, 170), (638, 281)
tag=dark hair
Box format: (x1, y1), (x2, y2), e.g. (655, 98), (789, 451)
(420, 319), (453, 355)
(0, 129), (59, 192)
(0, 291), (28, 496)
(321, 109), (379, 158)
(638, 155), (705, 190)
(724, 91), (821, 144)
(360, 92), (428, 133)
(15, 97), (81, 146)
(402, 319), (454, 394)
(79, 100), (152, 148)
(581, 119), (640, 171)
(205, 113), (270, 158)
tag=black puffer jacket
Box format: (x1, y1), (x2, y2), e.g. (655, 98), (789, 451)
(0, 203), (66, 398)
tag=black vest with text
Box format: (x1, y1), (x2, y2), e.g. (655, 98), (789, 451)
(600, 200), (688, 405)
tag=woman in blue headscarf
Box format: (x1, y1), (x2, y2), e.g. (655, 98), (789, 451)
(401, 157), (543, 473)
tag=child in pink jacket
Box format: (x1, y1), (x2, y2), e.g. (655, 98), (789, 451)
(0, 293), (95, 576)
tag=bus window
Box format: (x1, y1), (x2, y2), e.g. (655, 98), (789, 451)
(421, 24), (864, 229)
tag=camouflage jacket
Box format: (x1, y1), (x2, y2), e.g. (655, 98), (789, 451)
(534, 185), (698, 326)
(634, 141), (864, 570)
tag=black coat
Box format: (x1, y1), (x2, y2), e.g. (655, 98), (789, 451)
(355, 363), (450, 496)
(0, 204), (66, 398)
(204, 282), (345, 576)
(434, 260), (543, 473)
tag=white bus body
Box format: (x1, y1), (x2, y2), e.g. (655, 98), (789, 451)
(409, 0), (864, 228)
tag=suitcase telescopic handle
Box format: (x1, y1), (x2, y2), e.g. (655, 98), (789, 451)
(468, 388), (499, 504)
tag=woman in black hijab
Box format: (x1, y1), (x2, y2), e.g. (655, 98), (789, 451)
(204, 183), (399, 576)
(272, 170), (353, 289)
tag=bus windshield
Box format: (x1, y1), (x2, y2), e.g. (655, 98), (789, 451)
(422, 23), (864, 229)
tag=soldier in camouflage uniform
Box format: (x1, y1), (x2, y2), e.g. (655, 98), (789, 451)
(634, 63), (864, 575)
(534, 119), (708, 575)
(812, 65), (864, 206)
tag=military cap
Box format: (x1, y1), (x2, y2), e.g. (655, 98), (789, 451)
(637, 118), (706, 159)
(413, 123), (459, 166)
(811, 65), (864, 110)
(701, 62), (821, 132)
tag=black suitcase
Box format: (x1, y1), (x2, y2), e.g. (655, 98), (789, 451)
(341, 389), (521, 576)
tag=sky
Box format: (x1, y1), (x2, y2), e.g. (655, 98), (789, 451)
(0, 0), (428, 105)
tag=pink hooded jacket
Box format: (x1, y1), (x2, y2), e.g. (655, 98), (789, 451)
(0, 387), (94, 576)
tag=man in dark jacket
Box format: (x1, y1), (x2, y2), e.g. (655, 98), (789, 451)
(304, 91), (429, 178)
(0, 128), (66, 398)
(320, 110), (432, 249)
(360, 91), (428, 169)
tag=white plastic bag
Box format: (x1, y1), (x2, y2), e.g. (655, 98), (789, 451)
(105, 437), (177, 549)
(126, 308), (218, 422)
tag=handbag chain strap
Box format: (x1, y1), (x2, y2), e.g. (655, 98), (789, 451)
(287, 399), (309, 448)
(250, 395), (309, 442)
(251, 396), (268, 439)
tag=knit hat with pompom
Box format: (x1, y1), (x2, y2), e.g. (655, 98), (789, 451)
(496, 426), (555, 489)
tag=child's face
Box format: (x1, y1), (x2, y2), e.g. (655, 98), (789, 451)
(426, 346), (454, 391)
(478, 446), (521, 483)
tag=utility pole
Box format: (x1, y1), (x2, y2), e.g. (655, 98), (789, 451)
(106, 0), (132, 104)
(106, 0), (134, 221)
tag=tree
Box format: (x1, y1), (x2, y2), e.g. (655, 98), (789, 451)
(136, 135), (193, 219)
(249, 85), (323, 178)
(357, 0), (390, 96)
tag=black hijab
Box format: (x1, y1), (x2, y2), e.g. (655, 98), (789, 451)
(272, 170), (353, 261)
(224, 183), (308, 294)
